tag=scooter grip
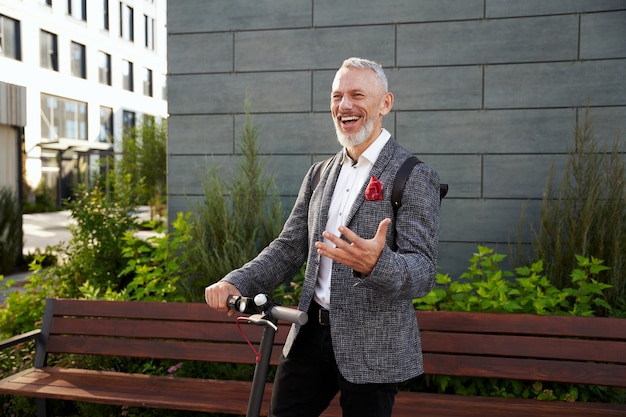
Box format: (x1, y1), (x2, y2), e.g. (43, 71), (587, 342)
(270, 306), (308, 325)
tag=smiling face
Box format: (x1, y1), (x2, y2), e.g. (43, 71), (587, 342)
(330, 66), (394, 156)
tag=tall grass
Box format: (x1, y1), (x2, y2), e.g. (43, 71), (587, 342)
(181, 101), (284, 301)
(531, 108), (625, 308)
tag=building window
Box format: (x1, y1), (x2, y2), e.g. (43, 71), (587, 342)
(143, 14), (154, 50)
(41, 93), (88, 141)
(98, 51), (111, 85)
(0, 14), (21, 61)
(143, 67), (153, 97)
(70, 41), (86, 79)
(99, 106), (113, 142)
(119, 3), (134, 42)
(67, 0), (87, 21)
(102, 0), (109, 31)
(40, 30), (58, 71)
(144, 114), (155, 128)
(122, 59), (134, 91)
(122, 110), (136, 135)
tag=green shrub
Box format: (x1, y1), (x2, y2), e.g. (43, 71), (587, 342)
(56, 174), (138, 296)
(416, 245), (612, 316)
(0, 254), (56, 339)
(0, 173), (142, 339)
(78, 213), (188, 302)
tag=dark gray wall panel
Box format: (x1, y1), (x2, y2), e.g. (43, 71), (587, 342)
(169, 72), (311, 114)
(421, 155), (482, 199)
(314, 0), (483, 26)
(388, 67), (483, 110)
(483, 155), (567, 199)
(234, 113), (336, 154)
(586, 107), (626, 149)
(397, 109), (576, 154)
(398, 16), (578, 66)
(486, 0), (626, 17)
(167, 33), (233, 74)
(168, 0), (311, 33)
(580, 11), (626, 59)
(168, 155), (236, 196)
(168, 115), (234, 155)
(485, 60), (626, 109)
(439, 199), (542, 242)
(235, 27), (395, 72)
(263, 155), (315, 196)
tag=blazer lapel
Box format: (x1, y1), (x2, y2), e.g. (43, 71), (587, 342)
(316, 152), (343, 237)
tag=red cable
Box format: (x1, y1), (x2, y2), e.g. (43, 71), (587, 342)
(236, 317), (262, 363)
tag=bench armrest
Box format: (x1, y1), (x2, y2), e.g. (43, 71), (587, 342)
(0, 329), (41, 350)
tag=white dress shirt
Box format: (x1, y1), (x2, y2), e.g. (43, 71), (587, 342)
(314, 129), (391, 308)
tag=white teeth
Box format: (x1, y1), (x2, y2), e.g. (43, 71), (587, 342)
(341, 116), (359, 122)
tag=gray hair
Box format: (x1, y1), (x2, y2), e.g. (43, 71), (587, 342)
(339, 57), (389, 92)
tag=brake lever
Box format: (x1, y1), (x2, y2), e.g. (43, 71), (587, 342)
(245, 314), (278, 332)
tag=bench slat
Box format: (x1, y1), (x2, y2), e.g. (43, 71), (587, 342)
(417, 310), (626, 340)
(422, 332), (626, 364)
(0, 367), (271, 415)
(50, 316), (291, 344)
(423, 353), (626, 387)
(52, 299), (223, 322)
(392, 391), (626, 417)
(46, 335), (284, 365)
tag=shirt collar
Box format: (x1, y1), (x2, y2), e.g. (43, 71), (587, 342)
(342, 128), (391, 167)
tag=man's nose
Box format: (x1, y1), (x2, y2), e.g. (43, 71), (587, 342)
(339, 96), (353, 110)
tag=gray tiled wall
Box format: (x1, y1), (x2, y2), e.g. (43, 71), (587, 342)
(167, 0), (626, 278)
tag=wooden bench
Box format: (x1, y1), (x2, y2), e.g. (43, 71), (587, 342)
(0, 299), (625, 416)
(401, 310), (626, 417)
(0, 298), (304, 417)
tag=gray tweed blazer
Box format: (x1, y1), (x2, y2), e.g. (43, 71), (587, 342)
(223, 137), (440, 384)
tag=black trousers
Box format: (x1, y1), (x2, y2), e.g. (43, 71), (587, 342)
(269, 303), (397, 417)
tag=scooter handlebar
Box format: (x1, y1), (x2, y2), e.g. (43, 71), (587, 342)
(227, 294), (308, 325)
(269, 305), (308, 326)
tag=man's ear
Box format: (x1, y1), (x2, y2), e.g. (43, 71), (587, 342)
(380, 92), (394, 116)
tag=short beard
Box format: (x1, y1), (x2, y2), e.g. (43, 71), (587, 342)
(334, 117), (375, 148)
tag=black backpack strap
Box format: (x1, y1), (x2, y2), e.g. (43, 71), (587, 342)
(392, 156), (448, 213)
(392, 156), (421, 214)
(311, 157), (333, 191)
(440, 183), (449, 200)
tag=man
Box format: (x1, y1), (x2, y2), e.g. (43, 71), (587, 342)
(205, 57), (441, 417)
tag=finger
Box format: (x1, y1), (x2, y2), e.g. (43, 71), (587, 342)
(321, 230), (351, 249)
(336, 225), (361, 245)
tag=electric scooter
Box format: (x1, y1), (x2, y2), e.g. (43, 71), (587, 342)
(227, 294), (308, 417)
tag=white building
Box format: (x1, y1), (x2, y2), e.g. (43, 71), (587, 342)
(0, 0), (167, 205)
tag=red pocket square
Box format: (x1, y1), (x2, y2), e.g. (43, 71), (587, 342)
(365, 176), (384, 201)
